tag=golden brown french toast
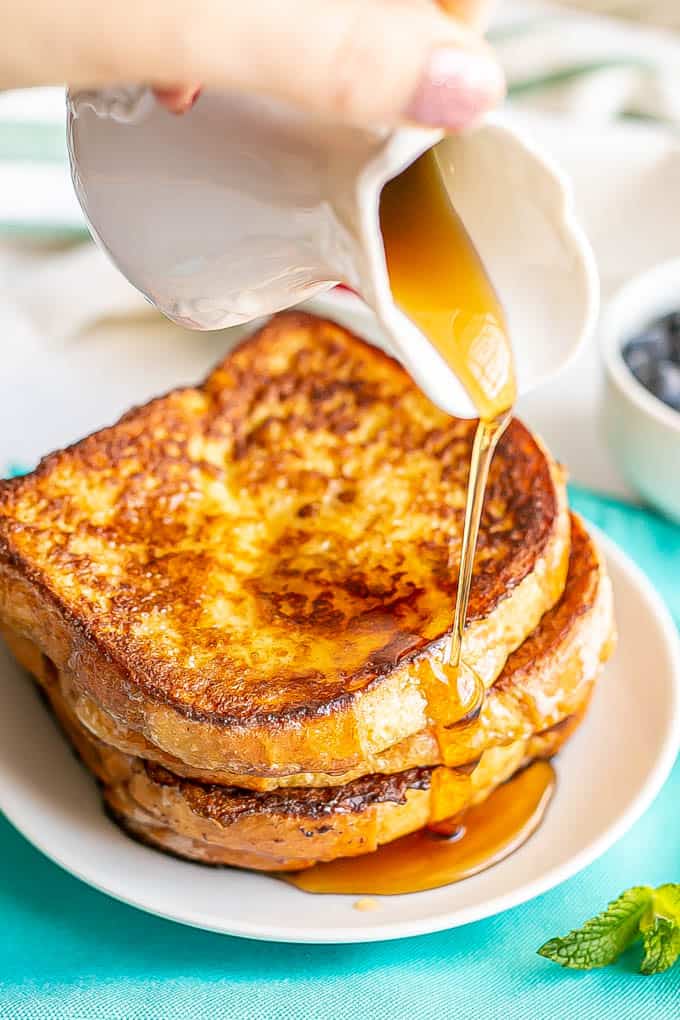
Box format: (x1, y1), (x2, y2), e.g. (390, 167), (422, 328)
(2, 514), (611, 790)
(112, 709), (587, 872)
(0, 312), (569, 775)
(4, 517), (613, 871)
(33, 666), (590, 871)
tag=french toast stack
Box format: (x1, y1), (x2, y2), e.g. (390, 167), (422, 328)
(0, 313), (615, 871)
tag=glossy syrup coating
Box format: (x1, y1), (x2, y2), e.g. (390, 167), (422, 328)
(0, 513), (611, 793)
(21, 647), (587, 872)
(1, 513), (614, 872)
(0, 313), (566, 774)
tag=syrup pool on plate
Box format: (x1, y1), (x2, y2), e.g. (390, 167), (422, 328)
(283, 761), (556, 895)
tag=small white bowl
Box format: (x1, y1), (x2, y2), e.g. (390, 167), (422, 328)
(600, 259), (680, 524)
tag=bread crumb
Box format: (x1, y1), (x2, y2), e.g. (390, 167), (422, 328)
(353, 898), (380, 912)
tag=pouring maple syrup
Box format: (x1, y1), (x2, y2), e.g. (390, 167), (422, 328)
(283, 152), (551, 897)
(379, 150), (516, 422)
(380, 149), (515, 745)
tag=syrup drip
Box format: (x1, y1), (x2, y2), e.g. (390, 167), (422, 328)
(289, 152), (532, 898)
(282, 761), (555, 896)
(443, 412), (512, 671)
(379, 150), (516, 742)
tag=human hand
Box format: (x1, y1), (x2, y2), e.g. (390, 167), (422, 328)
(3, 0), (503, 130)
(157, 0), (501, 125)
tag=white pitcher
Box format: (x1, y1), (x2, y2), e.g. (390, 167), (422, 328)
(67, 87), (598, 418)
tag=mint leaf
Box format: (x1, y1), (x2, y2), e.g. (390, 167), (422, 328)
(538, 887), (652, 969)
(539, 884), (680, 975)
(638, 885), (680, 975)
(640, 916), (680, 975)
(654, 884), (680, 924)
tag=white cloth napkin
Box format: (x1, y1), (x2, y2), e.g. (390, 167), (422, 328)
(495, 0), (680, 123)
(560, 0), (680, 33)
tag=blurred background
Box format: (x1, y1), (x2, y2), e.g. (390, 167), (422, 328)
(1, 0), (679, 521)
(1, 5), (679, 1008)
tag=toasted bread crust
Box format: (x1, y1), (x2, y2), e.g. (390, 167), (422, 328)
(36, 654), (588, 870)
(3, 513), (611, 789)
(0, 312), (569, 772)
(108, 715), (583, 871)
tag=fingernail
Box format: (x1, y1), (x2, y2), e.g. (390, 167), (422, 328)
(405, 47), (505, 130)
(154, 85), (202, 115)
(170, 86), (202, 115)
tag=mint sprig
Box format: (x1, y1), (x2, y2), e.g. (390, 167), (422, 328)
(538, 884), (680, 975)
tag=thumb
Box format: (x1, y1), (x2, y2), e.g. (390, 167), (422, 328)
(162, 0), (504, 130)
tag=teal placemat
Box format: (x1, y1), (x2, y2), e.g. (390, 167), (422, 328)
(0, 484), (678, 1019)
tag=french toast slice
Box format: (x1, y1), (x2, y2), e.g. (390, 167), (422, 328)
(35, 666), (591, 871)
(111, 710), (588, 872)
(5, 519), (613, 872)
(0, 312), (569, 775)
(2, 514), (611, 789)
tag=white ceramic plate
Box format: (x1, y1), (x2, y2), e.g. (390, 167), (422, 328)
(1, 293), (679, 942)
(0, 530), (678, 944)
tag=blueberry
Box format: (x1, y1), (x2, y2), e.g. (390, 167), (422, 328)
(633, 357), (680, 412)
(624, 326), (673, 363)
(622, 339), (656, 378)
(657, 310), (680, 337)
(623, 313), (680, 411)
(652, 359), (680, 411)
(628, 354), (659, 391)
(657, 312), (680, 363)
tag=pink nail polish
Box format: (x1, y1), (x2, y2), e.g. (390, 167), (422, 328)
(154, 85), (202, 115)
(171, 87), (202, 115)
(405, 48), (505, 131)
